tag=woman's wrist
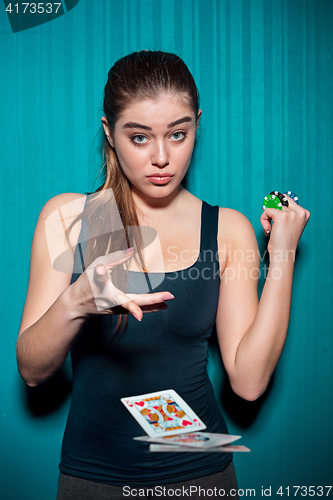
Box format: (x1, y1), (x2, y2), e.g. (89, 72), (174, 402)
(268, 247), (296, 266)
(60, 282), (90, 323)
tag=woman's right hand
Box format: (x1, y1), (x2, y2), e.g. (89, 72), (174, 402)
(69, 247), (174, 322)
(17, 194), (174, 386)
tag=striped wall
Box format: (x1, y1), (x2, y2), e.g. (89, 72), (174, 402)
(0, 1), (332, 498)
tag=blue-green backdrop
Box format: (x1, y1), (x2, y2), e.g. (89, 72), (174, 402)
(1, 1), (332, 499)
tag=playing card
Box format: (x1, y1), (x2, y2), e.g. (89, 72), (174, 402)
(134, 432), (241, 449)
(149, 444), (251, 452)
(121, 389), (206, 437)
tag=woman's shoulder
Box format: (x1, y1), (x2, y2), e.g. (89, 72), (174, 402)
(38, 192), (86, 220)
(33, 193), (86, 250)
(217, 206), (257, 247)
(218, 206), (251, 225)
(30, 193), (87, 272)
(191, 194), (255, 237)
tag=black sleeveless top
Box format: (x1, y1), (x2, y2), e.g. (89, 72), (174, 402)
(59, 200), (232, 486)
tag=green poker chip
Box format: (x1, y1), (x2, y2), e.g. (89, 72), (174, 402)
(262, 194), (283, 210)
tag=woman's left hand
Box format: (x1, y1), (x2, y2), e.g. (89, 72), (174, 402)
(260, 195), (310, 255)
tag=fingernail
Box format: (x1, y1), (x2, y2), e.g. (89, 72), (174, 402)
(161, 293), (174, 300)
(125, 247), (135, 254)
(133, 312), (141, 322)
(265, 230), (270, 236)
(95, 264), (106, 275)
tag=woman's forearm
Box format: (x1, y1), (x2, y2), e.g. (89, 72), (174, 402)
(231, 251), (295, 400)
(16, 286), (85, 387)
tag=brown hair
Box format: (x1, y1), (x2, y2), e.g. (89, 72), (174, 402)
(102, 50), (199, 229)
(68, 51), (200, 331)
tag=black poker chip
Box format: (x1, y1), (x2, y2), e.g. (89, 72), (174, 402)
(270, 191), (289, 207)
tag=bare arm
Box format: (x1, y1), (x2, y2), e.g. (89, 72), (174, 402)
(17, 193), (173, 387)
(216, 198), (310, 401)
(17, 288), (85, 387)
(17, 193), (84, 386)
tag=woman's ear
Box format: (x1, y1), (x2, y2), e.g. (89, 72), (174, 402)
(196, 110), (202, 129)
(101, 116), (114, 147)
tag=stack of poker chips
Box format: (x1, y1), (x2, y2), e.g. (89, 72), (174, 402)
(262, 191), (299, 210)
(262, 192), (287, 211)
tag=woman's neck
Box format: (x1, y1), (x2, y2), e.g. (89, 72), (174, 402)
(131, 184), (188, 218)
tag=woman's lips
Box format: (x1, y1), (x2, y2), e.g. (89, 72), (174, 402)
(146, 174), (174, 185)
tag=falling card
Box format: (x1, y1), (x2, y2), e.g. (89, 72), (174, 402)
(134, 431), (242, 449)
(149, 444), (251, 453)
(121, 389), (206, 438)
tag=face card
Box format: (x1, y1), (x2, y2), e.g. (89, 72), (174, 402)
(121, 389), (206, 437)
(149, 444), (251, 453)
(134, 432), (241, 448)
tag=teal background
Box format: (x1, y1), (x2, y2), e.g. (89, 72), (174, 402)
(1, 1), (332, 498)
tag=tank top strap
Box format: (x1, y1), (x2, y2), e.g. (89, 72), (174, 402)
(198, 201), (220, 264)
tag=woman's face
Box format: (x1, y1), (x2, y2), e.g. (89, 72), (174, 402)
(102, 93), (201, 204)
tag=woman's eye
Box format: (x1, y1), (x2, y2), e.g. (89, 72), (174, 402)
(171, 131), (186, 142)
(132, 135), (148, 145)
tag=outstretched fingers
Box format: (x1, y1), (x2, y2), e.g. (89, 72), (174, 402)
(113, 291), (175, 320)
(126, 292), (174, 307)
(87, 248), (175, 321)
(112, 291), (145, 322)
(92, 247), (136, 270)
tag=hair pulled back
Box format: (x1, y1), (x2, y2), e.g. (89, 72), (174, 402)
(103, 52), (199, 329)
(103, 50), (199, 131)
(68, 52), (199, 332)
(101, 50), (199, 235)
(100, 50), (199, 264)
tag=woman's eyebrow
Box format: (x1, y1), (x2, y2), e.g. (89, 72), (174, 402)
(123, 122), (152, 130)
(122, 116), (193, 130)
(167, 116), (192, 128)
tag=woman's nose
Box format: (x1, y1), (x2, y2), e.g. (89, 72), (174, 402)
(151, 141), (169, 168)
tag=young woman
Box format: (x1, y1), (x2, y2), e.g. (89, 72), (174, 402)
(17, 51), (310, 499)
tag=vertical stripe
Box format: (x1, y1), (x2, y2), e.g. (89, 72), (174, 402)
(212, 0), (219, 203)
(242, 0), (252, 219)
(152, 0), (162, 50)
(218, 0), (227, 206)
(1, 1), (332, 497)
(123, 0), (129, 54)
(281, 0), (289, 181)
(161, 0), (175, 52)
(225, 0), (232, 209)
(174, 0), (183, 55)
(140, 0), (153, 49)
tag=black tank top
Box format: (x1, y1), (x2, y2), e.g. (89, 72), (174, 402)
(59, 200), (232, 486)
